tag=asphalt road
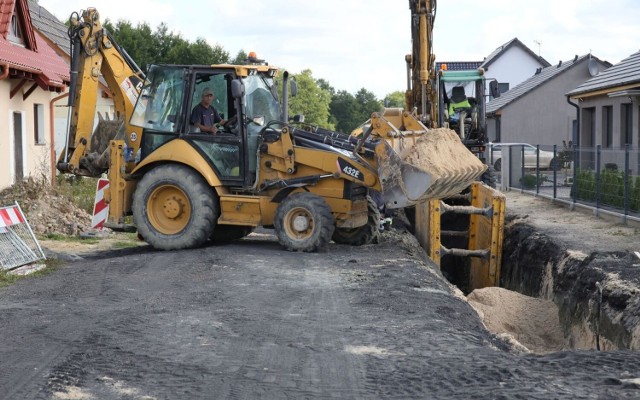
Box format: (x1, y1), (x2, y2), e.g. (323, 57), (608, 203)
(1, 229), (640, 399)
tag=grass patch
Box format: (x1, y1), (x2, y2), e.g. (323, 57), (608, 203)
(55, 175), (99, 215)
(39, 233), (99, 245)
(0, 259), (61, 288)
(0, 270), (21, 288)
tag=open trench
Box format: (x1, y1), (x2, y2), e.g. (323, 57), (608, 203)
(440, 213), (640, 354)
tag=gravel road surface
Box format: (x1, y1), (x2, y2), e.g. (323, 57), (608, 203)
(1, 229), (640, 399)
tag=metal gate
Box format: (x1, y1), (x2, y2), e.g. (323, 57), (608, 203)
(0, 203), (45, 271)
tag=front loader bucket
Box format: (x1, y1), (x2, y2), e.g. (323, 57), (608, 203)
(377, 128), (487, 209)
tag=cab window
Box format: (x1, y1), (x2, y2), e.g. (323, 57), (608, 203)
(130, 66), (185, 133)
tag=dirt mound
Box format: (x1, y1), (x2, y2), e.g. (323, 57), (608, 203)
(0, 178), (92, 236)
(399, 128), (487, 198)
(467, 286), (565, 353)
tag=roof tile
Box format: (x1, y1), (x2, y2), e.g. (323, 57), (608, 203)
(486, 55), (606, 114)
(0, 0), (68, 88)
(567, 51), (640, 96)
(435, 61), (482, 71)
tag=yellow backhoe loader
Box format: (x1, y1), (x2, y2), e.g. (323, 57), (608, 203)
(57, 8), (486, 252)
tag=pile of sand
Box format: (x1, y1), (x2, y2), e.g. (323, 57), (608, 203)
(0, 178), (92, 236)
(400, 128), (487, 198)
(467, 286), (565, 353)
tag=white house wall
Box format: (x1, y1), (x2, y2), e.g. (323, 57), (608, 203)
(53, 90), (115, 159)
(485, 46), (545, 92)
(0, 81), (54, 189)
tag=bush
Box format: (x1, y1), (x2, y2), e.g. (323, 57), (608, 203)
(574, 169), (640, 211)
(520, 174), (538, 189)
(55, 175), (98, 215)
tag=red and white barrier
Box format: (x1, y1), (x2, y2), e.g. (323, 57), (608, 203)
(91, 178), (110, 229)
(0, 202), (45, 270)
(0, 205), (25, 228)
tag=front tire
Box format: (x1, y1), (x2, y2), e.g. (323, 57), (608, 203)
(332, 196), (380, 246)
(480, 164), (497, 188)
(133, 164), (218, 250)
(274, 192), (335, 252)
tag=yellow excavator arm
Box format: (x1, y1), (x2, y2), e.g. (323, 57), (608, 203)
(406, 0), (438, 126)
(57, 8), (145, 177)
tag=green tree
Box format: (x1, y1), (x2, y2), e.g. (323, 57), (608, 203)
(330, 90), (360, 133)
(316, 79), (335, 97)
(288, 69), (334, 129)
(106, 19), (229, 70)
(384, 91), (405, 108)
(355, 88), (382, 123)
(104, 20), (156, 72)
(232, 50), (248, 64)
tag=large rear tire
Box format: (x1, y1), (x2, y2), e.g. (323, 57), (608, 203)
(274, 192), (335, 252)
(133, 164), (218, 250)
(332, 196), (380, 246)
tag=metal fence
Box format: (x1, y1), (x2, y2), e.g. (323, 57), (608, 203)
(0, 203), (46, 270)
(488, 143), (640, 224)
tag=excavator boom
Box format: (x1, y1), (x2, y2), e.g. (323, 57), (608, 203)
(57, 8), (145, 177)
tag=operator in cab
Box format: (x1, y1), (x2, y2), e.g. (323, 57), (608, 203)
(191, 87), (226, 134)
(448, 86), (471, 121)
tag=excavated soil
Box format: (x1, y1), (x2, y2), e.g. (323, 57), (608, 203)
(468, 287), (565, 353)
(0, 178), (93, 236)
(495, 191), (640, 352)
(400, 128), (486, 197)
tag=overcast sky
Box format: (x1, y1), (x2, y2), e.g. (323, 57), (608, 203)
(36, 0), (640, 99)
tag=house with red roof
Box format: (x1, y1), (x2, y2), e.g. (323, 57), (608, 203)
(0, 0), (69, 189)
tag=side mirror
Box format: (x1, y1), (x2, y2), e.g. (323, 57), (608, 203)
(290, 79), (298, 97)
(489, 80), (500, 98)
(290, 114), (304, 123)
(231, 80), (244, 99)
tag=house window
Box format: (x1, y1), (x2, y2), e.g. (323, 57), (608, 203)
(621, 103), (632, 146)
(34, 104), (45, 144)
(498, 83), (509, 94)
(602, 106), (613, 148)
(8, 13), (24, 46)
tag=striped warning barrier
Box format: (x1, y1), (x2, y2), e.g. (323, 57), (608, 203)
(0, 202), (45, 271)
(91, 178), (110, 229)
(0, 205), (25, 227)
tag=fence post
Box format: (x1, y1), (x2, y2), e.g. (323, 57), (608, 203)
(596, 145), (601, 213)
(572, 144), (578, 208)
(553, 144), (557, 199)
(536, 144), (540, 195)
(624, 144), (630, 220)
(521, 145), (525, 193)
(508, 146), (513, 192)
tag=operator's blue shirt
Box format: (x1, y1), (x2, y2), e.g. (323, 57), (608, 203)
(190, 103), (222, 128)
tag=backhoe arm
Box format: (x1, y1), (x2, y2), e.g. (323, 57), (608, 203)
(57, 8), (145, 177)
(406, 0), (437, 126)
